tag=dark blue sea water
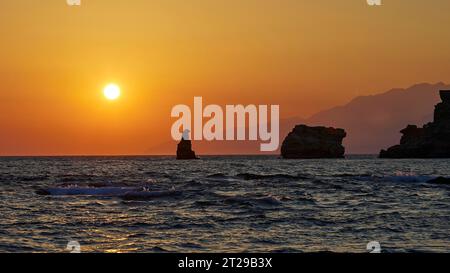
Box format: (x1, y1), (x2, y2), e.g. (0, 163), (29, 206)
(0, 156), (449, 253)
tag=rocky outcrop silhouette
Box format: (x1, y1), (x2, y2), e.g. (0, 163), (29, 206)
(176, 138), (198, 160)
(281, 125), (347, 159)
(380, 90), (450, 158)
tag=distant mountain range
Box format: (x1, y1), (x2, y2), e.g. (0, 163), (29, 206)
(300, 82), (449, 154)
(148, 82), (449, 155)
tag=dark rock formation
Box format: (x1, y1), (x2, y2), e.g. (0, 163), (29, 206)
(380, 90), (450, 158)
(176, 138), (198, 160)
(427, 177), (450, 185)
(281, 125), (347, 159)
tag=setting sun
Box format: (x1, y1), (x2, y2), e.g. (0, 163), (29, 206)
(103, 84), (121, 100)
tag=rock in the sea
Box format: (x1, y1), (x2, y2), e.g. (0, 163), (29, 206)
(176, 138), (198, 160)
(281, 125), (347, 159)
(427, 177), (450, 185)
(380, 90), (450, 158)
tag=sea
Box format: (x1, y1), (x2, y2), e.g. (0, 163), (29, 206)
(0, 155), (448, 253)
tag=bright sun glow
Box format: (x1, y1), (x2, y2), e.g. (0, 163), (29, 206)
(103, 84), (121, 100)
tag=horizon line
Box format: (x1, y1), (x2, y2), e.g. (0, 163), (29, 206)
(0, 154), (378, 158)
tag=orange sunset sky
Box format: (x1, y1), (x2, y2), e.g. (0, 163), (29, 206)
(1, 0), (450, 155)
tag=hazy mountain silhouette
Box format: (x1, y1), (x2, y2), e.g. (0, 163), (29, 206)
(301, 82), (449, 154)
(147, 82), (448, 155)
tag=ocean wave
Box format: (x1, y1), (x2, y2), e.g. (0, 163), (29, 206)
(235, 173), (307, 180)
(0, 174), (49, 183)
(221, 194), (283, 206)
(385, 175), (436, 183)
(206, 172), (309, 181)
(36, 182), (181, 202)
(355, 174), (436, 183)
(148, 246), (169, 253)
(331, 171), (441, 184)
(36, 186), (142, 196)
(207, 173), (228, 178)
(334, 173), (373, 178)
(21, 175), (50, 181)
(56, 175), (100, 183)
(121, 189), (181, 200)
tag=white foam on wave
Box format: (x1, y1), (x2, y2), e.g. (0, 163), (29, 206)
(382, 175), (434, 183)
(36, 184), (180, 200)
(385, 171), (436, 183)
